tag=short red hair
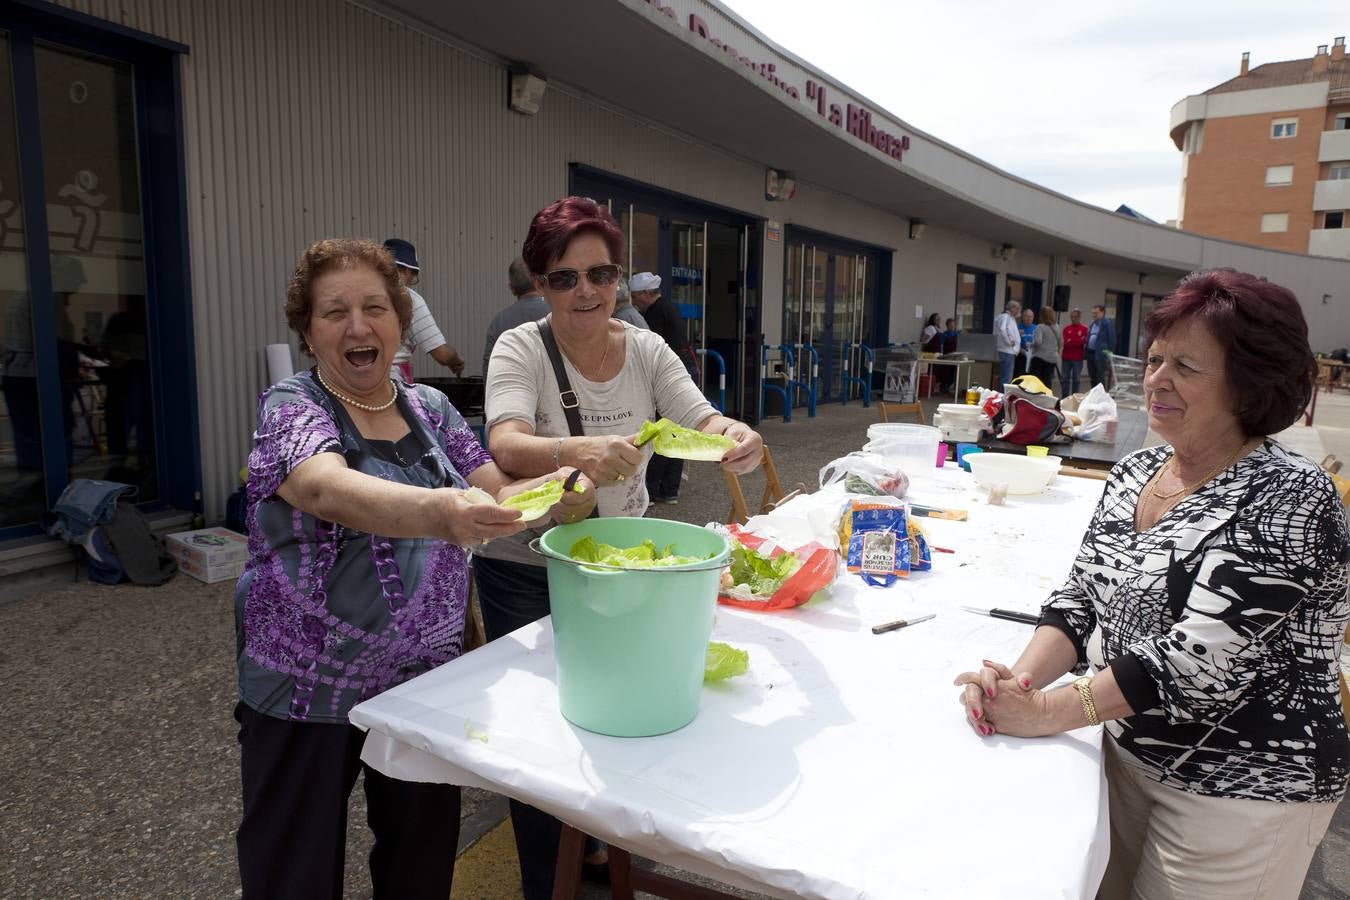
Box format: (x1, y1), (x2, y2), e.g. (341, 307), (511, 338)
(1145, 269), (1313, 436)
(522, 197), (626, 276)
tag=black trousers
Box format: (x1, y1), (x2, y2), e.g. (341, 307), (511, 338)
(645, 452), (684, 500)
(235, 702), (461, 900)
(473, 555), (600, 900)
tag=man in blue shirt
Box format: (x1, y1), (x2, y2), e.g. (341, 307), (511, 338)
(1085, 304), (1117, 390)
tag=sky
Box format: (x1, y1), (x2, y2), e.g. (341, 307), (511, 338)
(719, 0), (1347, 223)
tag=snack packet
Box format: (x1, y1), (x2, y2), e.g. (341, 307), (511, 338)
(842, 499), (911, 587)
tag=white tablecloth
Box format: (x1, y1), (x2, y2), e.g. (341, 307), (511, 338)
(351, 467), (1111, 899)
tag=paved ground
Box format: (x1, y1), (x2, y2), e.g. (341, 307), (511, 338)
(2, 394), (1348, 899)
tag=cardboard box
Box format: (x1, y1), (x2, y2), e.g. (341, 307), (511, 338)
(176, 554), (246, 584)
(166, 527), (249, 583)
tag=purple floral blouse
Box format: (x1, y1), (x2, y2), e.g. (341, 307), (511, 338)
(234, 371), (491, 723)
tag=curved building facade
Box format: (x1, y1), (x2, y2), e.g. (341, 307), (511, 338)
(1, 0), (1348, 537)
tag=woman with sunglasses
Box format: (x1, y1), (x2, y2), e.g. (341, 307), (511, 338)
(477, 196), (764, 898)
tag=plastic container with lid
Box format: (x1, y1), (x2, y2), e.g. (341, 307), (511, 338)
(864, 423), (942, 473)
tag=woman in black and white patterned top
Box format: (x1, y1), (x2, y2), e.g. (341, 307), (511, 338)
(954, 269), (1349, 900)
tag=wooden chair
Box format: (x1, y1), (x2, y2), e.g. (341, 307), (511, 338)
(1060, 466), (1109, 481)
(1321, 454), (1342, 476)
(877, 401), (925, 425)
(725, 446), (800, 525)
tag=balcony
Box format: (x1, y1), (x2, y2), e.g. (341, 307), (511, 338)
(1313, 178), (1350, 211)
(1308, 228), (1350, 259)
(1319, 129), (1350, 162)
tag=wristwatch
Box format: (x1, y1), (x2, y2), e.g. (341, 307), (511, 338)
(1072, 676), (1100, 726)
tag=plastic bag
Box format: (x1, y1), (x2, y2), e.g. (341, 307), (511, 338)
(818, 452), (910, 498)
(716, 524), (838, 611)
(1069, 384), (1119, 443)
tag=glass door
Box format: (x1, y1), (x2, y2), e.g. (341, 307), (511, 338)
(668, 220), (705, 372)
(0, 31), (44, 527)
(0, 9), (195, 536)
(36, 42), (157, 498)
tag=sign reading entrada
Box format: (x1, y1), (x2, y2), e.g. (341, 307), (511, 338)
(642, 0), (910, 162)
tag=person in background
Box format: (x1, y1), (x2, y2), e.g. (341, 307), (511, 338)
(954, 269), (1347, 900)
(1029, 306), (1061, 390)
(234, 238), (595, 899)
(1013, 306), (1036, 380)
(1060, 308), (1088, 396)
(994, 300), (1021, 390)
(481, 198), (763, 899)
(940, 318), (960, 355)
(920, 312), (942, 352)
(1085, 303), (1116, 390)
(482, 257), (550, 375)
(611, 277), (648, 330)
(630, 271), (696, 504)
(383, 238), (466, 381)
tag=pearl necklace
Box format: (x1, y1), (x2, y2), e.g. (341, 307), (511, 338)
(1147, 441), (1246, 501)
(316, 366), (397, 412)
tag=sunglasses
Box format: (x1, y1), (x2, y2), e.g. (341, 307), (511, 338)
(542, 264), (621, 291)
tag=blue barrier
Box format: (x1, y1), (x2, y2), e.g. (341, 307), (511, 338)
(840, 342), (874, 407)
(791, 343), (818, 418)
(695, 348), (726, 413)
(760, 344), (792, 423)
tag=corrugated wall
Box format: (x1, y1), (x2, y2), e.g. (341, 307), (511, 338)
(45, 0), (827, 517)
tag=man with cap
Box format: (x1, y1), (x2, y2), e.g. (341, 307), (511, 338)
(611, 278), (648, 330)
(630, 272), (696, 504)
(383, 238), (466, 380)
(482, 257), (551, 376)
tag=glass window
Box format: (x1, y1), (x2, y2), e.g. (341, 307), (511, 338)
(1326, 211), (1345, 230)
(1271, 118), (1297, 139)
(1265, 164), (1293, 185)
(955, 268), (994, 333)
(1329, 162), (1350, 181)
(1260, 212), (1289, 233)
(1336, 113), (1350, 131)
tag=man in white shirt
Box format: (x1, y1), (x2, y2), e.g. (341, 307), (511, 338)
(383, 238), (465, 380)
(994, 300), (1021, 390)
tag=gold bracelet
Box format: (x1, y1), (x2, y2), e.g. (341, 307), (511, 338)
(1072, 676), (1100, 726)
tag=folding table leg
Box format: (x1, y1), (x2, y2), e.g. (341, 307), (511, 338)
(551, 824), (587, 900)
(608, 845), (636, 899)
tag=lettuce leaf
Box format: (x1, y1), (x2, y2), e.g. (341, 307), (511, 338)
(728, 544), (801, 596)
(567, 536), (707, 569)
(500, 478), (580, 522)
(704, 641), (749, 682)
(635, 418), (737, 461)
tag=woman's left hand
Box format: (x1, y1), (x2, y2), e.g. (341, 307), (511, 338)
(719, 422), (764, 475)
(547, 468), (596, 523)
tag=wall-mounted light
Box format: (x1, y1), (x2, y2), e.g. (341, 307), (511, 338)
(1069, 259), (1084, 275)
(908, 219), (925, 240)
(507, 65), (547, 116)
(1325, 293), (1333, 305)
(1138, 272), (1148, 286)
(993, 243), (1016, 261)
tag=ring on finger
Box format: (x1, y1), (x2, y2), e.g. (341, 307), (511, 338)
(615, 473), (625, 482)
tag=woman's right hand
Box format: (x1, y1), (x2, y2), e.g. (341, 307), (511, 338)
(433, 487), (525, 547)
(571, 435), (644, 487)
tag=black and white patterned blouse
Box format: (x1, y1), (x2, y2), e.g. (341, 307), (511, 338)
(1041, 439), (1350, 803)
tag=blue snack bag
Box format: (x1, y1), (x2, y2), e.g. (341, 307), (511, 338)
(844, 500), (911, 587)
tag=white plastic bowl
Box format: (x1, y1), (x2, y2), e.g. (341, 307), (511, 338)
(966, 452), (1061, 495)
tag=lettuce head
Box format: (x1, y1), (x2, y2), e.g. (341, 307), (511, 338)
(728, 544), (801, 597)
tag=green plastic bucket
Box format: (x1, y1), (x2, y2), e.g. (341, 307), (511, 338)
(533, 517), (731, 737)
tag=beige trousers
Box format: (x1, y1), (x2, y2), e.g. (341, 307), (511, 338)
(1098, 739), (1338, 900)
